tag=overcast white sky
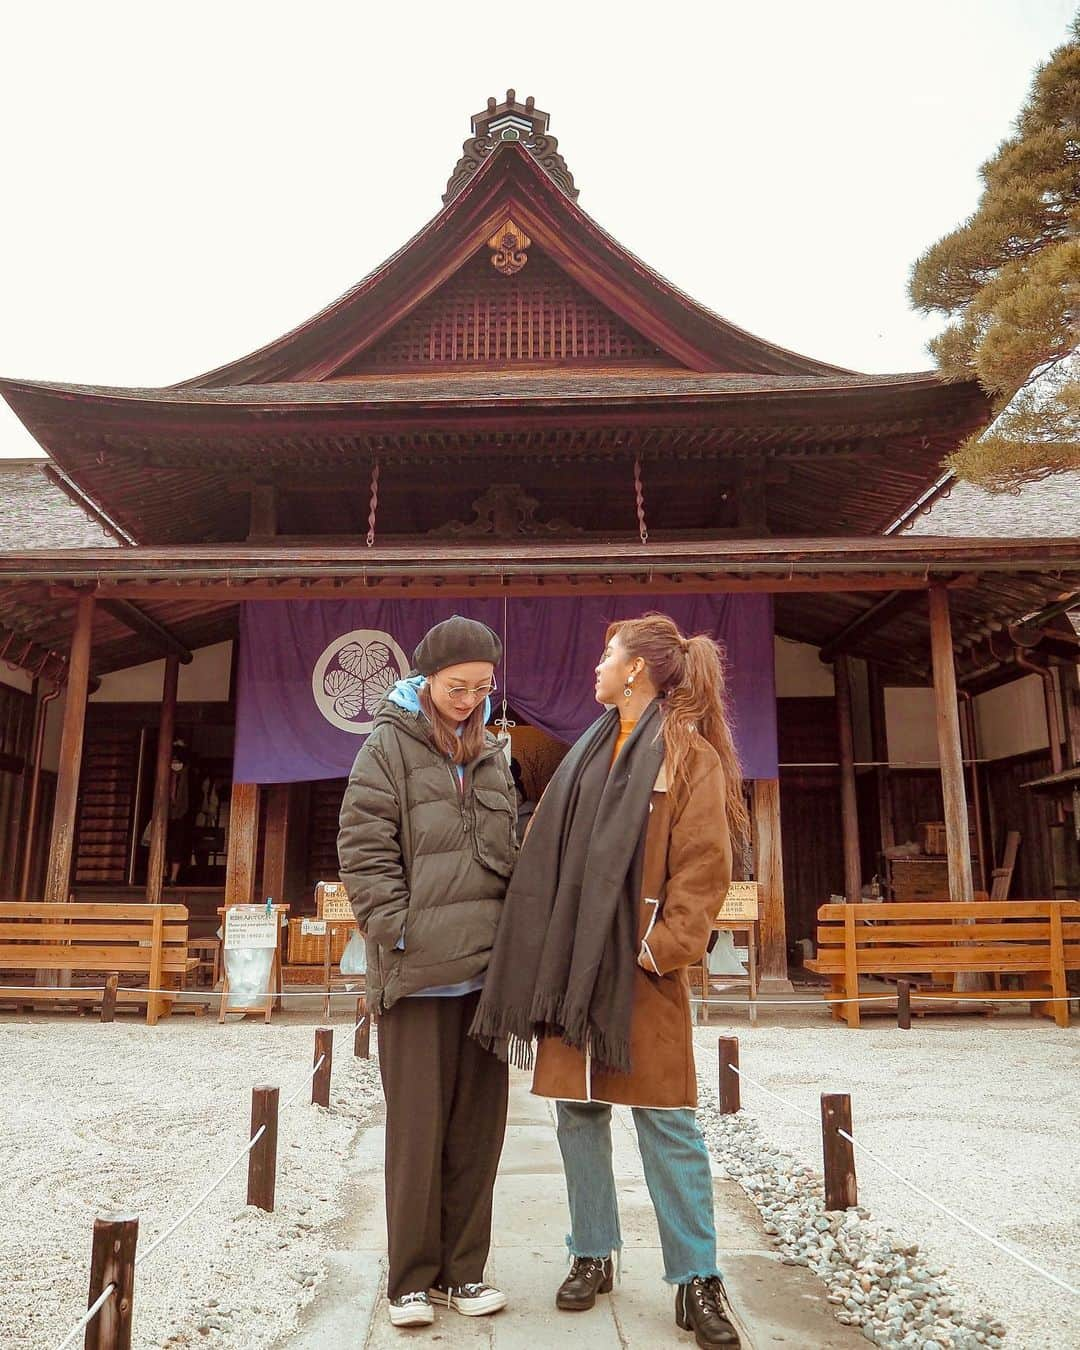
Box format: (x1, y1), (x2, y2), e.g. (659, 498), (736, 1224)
(0, 0), (1074, 457)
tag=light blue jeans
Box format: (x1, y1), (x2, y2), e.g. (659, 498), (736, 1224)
(555, 1100), (721, 1285)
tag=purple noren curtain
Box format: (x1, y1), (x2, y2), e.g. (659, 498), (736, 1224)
(234, 595), (777, 783)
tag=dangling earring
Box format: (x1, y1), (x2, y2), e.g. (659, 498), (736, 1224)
(623, 673), (635, 700)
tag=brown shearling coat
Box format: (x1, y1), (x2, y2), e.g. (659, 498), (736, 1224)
(531, 739), (732, 1109)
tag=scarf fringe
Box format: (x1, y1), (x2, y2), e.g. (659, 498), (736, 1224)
(470, 991), (632, 1076)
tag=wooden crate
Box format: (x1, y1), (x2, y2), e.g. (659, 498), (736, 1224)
(918, 822), (948, 855)
(890, 856), (950, 901)
(288, 918), (353, 966)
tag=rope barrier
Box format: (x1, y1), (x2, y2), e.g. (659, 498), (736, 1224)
(723, 1061), (1080, 1298)
(49, 1040), (341, 1350)
(5, 983), (1073, 1007)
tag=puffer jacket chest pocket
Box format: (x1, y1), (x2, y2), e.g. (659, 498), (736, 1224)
(471, 784), (516, 877)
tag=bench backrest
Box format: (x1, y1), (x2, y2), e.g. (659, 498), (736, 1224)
(0, 902), (191, 975)
(815, 900), (1080, 972)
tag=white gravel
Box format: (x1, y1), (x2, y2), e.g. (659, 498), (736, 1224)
(693, 1009), (1080, 1350)
(0, 1012), (382, 1350)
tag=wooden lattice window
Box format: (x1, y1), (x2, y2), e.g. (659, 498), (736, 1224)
(340, 248), (678, 370)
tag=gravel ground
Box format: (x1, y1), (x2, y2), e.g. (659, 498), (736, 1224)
(692, 1008), (1080, 1350)
(0, 1011), (382, 1350)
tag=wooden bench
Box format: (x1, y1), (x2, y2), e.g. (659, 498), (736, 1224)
(805, 900), (1080, 1028)
(0, 901), (197, 1025)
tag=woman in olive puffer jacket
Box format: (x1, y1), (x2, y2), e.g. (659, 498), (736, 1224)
(338, 616), (516, 1330)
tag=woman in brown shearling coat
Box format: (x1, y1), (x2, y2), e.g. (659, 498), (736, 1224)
(472, 615), (749, 1349)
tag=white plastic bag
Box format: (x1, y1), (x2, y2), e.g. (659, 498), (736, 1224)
(340, 930), (367, 976)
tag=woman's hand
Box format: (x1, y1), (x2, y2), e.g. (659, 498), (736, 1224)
(637, 946), (659, 974)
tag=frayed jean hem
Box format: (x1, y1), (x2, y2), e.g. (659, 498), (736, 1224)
(565, 1233), (621, 1260)
(662, 1266), (723, 1286)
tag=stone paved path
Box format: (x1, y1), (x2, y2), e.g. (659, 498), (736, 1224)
(288, 1072), (861, 1348)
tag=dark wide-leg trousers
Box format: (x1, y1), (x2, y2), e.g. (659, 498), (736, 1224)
(376, 990), (509, 1300)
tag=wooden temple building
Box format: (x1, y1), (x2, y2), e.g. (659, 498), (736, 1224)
(0, 92), (1077, 985)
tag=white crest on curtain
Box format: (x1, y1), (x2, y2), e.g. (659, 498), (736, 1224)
(311, 629), (409, 734)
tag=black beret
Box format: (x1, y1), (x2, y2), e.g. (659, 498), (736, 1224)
(413, 616), (502, 676)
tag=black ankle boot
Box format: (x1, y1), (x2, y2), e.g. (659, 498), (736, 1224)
(675, 1276), (741, 1347)
(555, 1255), (614, 1311)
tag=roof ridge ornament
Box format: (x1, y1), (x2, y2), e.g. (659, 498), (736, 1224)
(444, 90), (578, 204)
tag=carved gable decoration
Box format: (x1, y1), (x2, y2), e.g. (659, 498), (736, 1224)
(445, 90), (578, 203)
(429, 483), (582, 539)
(488, 219), (531, 275)
(340, 247), (679, 371)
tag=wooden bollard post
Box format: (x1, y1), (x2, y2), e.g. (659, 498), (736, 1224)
(897, 979), (911, 1031)
(821, 1093), (858, 1211)
(313, 1027), (333, 1107)
(354, 999), (370, 1059)
(247, 1085), (279, 1212)
(85, 1212), (139, 1350)
(100, 973), (119, 1024)
(717, 1036), (740, 1114)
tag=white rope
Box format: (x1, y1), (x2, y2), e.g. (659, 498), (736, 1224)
(53, 1281), (116, 1350)
(726, 1063), (820, 1122)
(834, 1126), (1080, 1298)
(6, 983), (1074, 1006)
(282, 1052), (326, 1109)
(723, 1062), (1080, 1297)
(136, 1123), (267, 1266)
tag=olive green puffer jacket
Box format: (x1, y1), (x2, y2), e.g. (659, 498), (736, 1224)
(337, 698), (517, 1011)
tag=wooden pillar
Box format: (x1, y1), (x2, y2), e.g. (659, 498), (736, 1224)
(867, 664), (895, 862)
(751, 779), (788, 981)
(960, 694), (988, 895)
(928, 586), (974, 905)
(145, 654), (180, 904)
(225, 781), (260, 906)
(1060, 663), (1080, 769)
(834, 654), (862, 904)
(260, 783), (291, 905)
(43, 594), (94, 902)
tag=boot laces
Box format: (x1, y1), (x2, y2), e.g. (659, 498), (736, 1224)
(571, 1256), (607, 1279)
(691, 1275), (728, 1314)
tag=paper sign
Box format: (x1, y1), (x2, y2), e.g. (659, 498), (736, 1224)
(717, 881), (760, 923)
(316, 881), (353, 921)
(224, 905), (280, 951)
(301, 918), (327, 937)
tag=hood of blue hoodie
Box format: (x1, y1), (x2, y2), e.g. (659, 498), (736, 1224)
(385, 675), (493, 725)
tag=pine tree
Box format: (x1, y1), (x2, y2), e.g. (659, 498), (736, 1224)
(909, 15), (1079, 490)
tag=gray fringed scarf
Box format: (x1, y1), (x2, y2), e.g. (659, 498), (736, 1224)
(470, 700), (664, 1075)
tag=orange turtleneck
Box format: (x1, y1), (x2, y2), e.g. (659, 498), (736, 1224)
(611, 716), (638, 767)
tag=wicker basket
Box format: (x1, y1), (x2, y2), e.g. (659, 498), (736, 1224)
(288, 917), (354, 966)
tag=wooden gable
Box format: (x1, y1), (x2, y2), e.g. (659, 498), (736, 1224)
(331, 245), (684, 374)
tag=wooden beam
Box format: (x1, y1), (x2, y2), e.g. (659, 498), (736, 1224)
(98, 599), (193, 664)
(834, 654), (862, 904)
(751, 779), (787, 981)
(819, 589), (927, 662)
(145, 653), (179, 904)
(225, 782), (260, 907)
(929, 586), (975, 906)
(43, 594), (94, 903)
(80, 573), (940, 602)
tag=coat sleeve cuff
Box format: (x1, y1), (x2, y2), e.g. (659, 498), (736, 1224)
(642, 919), (692, 976)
